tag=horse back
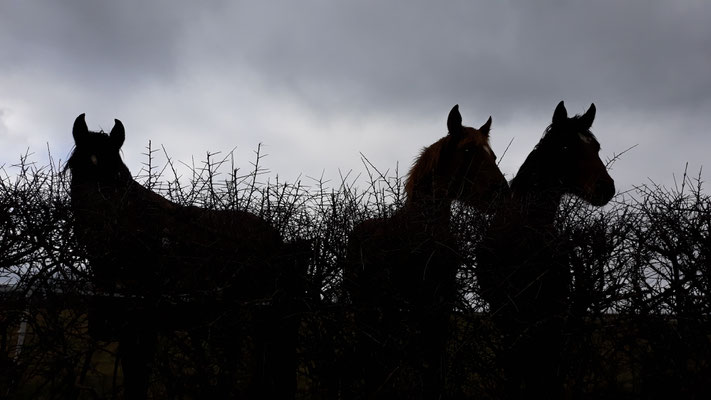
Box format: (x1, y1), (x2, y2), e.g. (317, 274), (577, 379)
(71, 178), (284, 299)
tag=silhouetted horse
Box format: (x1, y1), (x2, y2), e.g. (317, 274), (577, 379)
(67, 114), (304, 399)
(343, 105), (510, 398)
(476, 101), (615, 398)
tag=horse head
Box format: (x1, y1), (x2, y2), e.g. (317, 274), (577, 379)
(546, 101), (615, 206)
(67, 114), (130, 183)
(512, 102), (615, 206)
(405, 105), (510, 210)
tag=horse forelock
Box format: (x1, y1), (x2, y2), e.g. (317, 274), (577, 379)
(539, 113), (600, 151)
(457, 126), (491, 150)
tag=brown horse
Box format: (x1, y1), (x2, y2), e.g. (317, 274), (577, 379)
(476, 101), (615, 398)
(67, 114), (304, 399)
(343, 105), (510, 398)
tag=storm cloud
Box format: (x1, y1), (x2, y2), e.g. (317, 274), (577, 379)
(1, 0), (709, 190)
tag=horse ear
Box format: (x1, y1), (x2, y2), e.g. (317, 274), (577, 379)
(479, 116), (492, 136)
(552, 101), (567, 125)
(72, 114), (89, 145)
(580, 103), (596, 129)
(447, 104), (463, 135)
(110, 119), (125, 149)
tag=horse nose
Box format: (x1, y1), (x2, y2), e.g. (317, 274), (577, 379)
(596, 178), (615, 204)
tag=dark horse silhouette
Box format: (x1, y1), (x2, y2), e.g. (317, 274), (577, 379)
(343, 105), (510, 398)
(476, 101), (615, 398)
(67, 114), (304, 399)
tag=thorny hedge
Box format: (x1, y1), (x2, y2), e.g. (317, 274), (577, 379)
(1, 146), (710, 398)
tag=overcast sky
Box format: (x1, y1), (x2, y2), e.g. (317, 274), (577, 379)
(1, 1), (709, 194)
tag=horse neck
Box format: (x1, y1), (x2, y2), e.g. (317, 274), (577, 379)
(402, 184), (454, 229)
(509, 165), (564, 230)
(70, 164), (137, 202)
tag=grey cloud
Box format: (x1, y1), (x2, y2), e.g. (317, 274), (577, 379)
(5, 1), (708, 115)
(1, 0), (709, 190)
(0, 1), (211, 89)
(171, 0), (711, 129)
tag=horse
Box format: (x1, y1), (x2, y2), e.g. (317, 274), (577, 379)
(67, 114), (305, 399)
(343, 105), (510, 398)
(475, 101), (615, 398)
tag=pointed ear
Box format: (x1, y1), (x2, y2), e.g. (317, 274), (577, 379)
(447, 104), (463, 135)
(479, 116), (492, 137)
(579, 103), (596, 129)
(553, 101), (567, 125)
(72, 113), (89, 145)
(110, 119), (125, 149)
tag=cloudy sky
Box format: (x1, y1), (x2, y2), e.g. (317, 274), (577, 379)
(1, 1), (709, 194)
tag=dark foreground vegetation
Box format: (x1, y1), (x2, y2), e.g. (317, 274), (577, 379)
(1, 147), (710, 399)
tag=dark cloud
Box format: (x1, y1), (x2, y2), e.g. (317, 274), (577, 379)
(1, 1), (709, 190)
(179, 1), (711, 117)
(0, 1), (209, 89)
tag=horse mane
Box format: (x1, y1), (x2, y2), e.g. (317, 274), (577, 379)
(404, 135), (450, 198)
